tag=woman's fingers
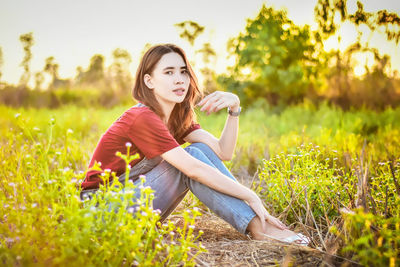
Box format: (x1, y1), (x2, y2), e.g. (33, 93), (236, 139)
(197, 91), (239, 115)
(266, 214), (288, 230)
(199, 93), (221, 112)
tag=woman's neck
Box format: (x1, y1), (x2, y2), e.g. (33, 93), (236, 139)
(160, 103), (175, 125)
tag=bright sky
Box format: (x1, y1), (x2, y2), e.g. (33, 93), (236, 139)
(0, 0), (399, 86)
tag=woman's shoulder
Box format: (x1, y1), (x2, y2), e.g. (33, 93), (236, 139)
(121, 104), (160, 125)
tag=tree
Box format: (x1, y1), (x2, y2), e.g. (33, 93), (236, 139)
(34, 72), (44, 90)
(174, 21), (204, 46)
(315, 0), (400, 44)
(44, 56), (59, 90)
(219, 5), (318, 106)
(77, 54), (106, 87)
(110, 48), (132, 94)
(314, 0), (400, 109)
(19, 32), (34, 87)
(197, 43), (218, 93)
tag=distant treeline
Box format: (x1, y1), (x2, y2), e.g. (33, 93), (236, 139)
(1, 0), (399, 110)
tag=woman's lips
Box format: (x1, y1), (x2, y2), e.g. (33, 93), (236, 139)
(173, 88), (185, 96)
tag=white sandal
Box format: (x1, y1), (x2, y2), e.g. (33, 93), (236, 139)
(283, 233), (310, 246)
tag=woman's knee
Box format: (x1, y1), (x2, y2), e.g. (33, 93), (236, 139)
(188, 142), (216, 156)
(184, 145), (207, 160)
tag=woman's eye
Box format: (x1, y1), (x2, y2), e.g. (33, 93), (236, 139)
(165, 71), (173, 75)
(181, 70), (188, 74)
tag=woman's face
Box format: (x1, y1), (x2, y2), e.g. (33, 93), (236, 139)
(144, 52), (190, 109)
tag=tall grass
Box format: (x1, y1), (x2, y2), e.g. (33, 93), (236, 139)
(1, 102), (399, 265)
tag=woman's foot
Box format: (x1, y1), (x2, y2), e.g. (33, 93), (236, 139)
(247, 216), (309, 245)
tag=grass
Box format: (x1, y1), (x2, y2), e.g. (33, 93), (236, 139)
(1, 102), (399, 266)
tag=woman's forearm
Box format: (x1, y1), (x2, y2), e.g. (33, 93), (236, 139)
(190, 157), (255, 202)
(218, 112), (239, 161)
(162, 147), (256, 203)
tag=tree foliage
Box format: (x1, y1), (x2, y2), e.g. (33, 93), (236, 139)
(19, 32), (34, 86)
(315, 0), (400, 43)
(109, 48), (132, 93)
(76, 54), (106, 86)
(174, 21), (204, 46)
(219, 5), (319, 106)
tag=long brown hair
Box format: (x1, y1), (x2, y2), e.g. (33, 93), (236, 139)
(132, 44), (202, 140)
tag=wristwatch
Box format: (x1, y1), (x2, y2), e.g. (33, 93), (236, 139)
(228, 106), (241, 117)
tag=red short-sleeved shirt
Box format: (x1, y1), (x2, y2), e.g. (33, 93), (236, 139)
(80, 106), (201, 190)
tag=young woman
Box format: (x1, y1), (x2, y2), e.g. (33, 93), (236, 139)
(80, 44), (308, 245)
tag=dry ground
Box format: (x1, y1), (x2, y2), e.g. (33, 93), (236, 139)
(167, 170), (354, 266)
(170, 210), (345, 266)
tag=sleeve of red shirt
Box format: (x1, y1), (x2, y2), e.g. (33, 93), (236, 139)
(126, 110), (181, 159)
(176, 123), (201, 143)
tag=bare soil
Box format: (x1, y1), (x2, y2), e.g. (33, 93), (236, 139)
(170, 211), (336, 266)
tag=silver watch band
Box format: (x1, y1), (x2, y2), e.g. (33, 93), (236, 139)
(228, 106), (241, 116)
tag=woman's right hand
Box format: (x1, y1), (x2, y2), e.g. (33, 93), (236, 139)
(247, 192), (288, 231)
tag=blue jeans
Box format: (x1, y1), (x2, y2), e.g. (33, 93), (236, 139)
(118, 142), (256, 234)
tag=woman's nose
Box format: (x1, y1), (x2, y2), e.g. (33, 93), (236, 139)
(175, 74), (185, 84)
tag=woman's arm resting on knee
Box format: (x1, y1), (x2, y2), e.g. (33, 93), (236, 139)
(161, 146), (287, 231)
(185, 91), (240, 161)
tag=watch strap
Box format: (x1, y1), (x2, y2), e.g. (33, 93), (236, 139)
(228, 106), (241, 116)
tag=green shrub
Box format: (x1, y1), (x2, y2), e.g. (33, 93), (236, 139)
(0, 113), (205, 266)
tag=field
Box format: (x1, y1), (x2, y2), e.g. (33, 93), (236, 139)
(1, 102), (399, 266)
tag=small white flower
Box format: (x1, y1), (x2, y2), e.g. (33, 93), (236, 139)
(15, 113), (21, 118)
(189, 225), (195, 229)
(127, 207), (135, 214)
(125, 142), (132, 148)
(9, 182), (16, 187)
(33, 127), (40, 131)
(67, 129), (74, 134)
(153, 209), (161, 214)
(55, 151), (62, 156)
(141, 211), (147, 216)
(31, 203), (38, 208)
(169, 231), (175, 236)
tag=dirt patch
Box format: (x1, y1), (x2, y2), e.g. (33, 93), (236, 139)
(169, 212), (332, 266)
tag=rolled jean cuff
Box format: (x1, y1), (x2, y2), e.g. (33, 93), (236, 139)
(239, 213), (257, 235)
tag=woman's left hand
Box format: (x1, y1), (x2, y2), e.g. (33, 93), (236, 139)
(197, 91), (240, 115)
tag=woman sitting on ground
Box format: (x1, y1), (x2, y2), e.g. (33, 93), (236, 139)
(80, 43), (308, 245)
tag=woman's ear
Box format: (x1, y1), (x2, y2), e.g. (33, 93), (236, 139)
(144, 74), (154, 89)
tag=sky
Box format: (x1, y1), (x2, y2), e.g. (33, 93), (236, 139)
(0, 0), (399, 86)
